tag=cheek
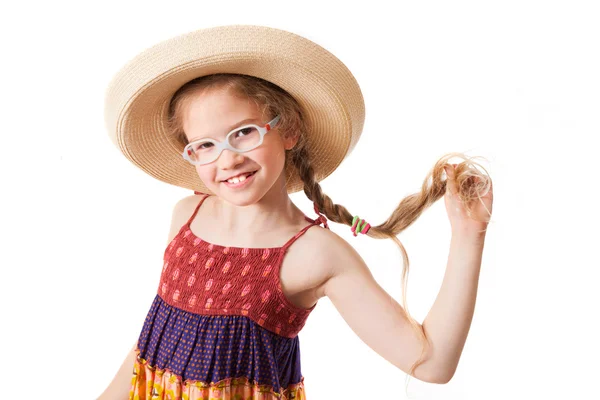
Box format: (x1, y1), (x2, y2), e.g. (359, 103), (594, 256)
(257, 142), (287, 166)
(195, 166), (216, 183)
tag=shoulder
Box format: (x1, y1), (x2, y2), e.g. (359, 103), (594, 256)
(178, 193), (207, 209)
(309, 223), (365, 267)
(172, 193), (205, 220)
(165, 194), (207, 245)
(300, 223), (368, 300)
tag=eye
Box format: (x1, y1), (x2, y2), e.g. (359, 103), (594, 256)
(190, 141), (213, 152)
(235, 127), (255, 137)
(197, 142), (213, 149)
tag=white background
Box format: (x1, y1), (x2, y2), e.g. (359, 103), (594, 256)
(1, 1), (598, 399)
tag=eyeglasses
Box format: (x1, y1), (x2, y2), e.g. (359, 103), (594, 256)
(182, 115), (281, 166)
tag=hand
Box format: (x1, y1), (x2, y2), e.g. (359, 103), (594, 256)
(444, 163), (493, 235)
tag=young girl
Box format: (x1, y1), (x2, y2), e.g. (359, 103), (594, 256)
(99, 25), (493, 400)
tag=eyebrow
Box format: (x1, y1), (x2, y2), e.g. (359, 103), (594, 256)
(188, 117), (260, 142)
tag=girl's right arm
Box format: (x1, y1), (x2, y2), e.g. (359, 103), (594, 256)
(96, 342), (138, 400)
(97, 195), (198, 399)
(97, 195), (200, 400)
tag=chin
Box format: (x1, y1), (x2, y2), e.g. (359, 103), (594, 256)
(213, 182), (266, 207)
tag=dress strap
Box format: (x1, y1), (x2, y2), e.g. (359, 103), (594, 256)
(190, 191), (330, 250)
(282, 213), (329, 251)
(186, 193), (211, 226)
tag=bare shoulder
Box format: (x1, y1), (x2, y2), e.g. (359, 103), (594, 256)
(173, 194), (205, 222)
(318, 225), (375, 301)
(294, 223), (366, 301)
(165, 194), (205, 246)
(177, 193), (205, 211)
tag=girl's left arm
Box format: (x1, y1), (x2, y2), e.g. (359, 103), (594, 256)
(322, 164), (491, 384)
(322, 229), (486, 384)
(420, 229), (486, 383)
(421, 162), (492, 381)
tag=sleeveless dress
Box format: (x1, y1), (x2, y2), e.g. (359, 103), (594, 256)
(128, 193), (329, 400)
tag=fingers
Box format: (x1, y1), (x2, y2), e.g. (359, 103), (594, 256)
(444, 163), (457, 196)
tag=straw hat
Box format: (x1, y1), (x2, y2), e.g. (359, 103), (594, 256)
(104, 25), (365, 194)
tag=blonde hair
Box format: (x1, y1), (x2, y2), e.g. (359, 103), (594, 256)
(166, 73), (492, 386)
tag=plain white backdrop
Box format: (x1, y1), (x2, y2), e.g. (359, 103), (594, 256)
(1, 1), (598, 399)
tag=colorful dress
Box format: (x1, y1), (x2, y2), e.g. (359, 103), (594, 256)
(129, 193), (328, 400)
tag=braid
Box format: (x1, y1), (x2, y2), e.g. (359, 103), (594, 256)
(290, 143), (353, 225)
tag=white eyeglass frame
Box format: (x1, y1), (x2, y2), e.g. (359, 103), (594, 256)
(182, 115), (281, 166)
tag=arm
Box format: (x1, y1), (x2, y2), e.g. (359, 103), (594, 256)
(422, 162), (492, 381)
(421, 230), (485, 382)
(97, 342), (138, 400)
(322, 229), (486, 384)
(98, 195), (200, 399)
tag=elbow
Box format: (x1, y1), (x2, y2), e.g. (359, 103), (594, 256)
(406, 350), (457, 384)
(429, 367), (456, 385)
(430, 374), (452, 385)
(414, 363), (456, 384)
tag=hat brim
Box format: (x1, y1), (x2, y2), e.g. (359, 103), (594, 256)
(104, 25), (365, 194)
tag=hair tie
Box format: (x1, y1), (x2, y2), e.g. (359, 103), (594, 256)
(351, 216), (371, 237)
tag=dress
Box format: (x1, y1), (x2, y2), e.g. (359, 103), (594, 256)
(128, 194), (326, 400)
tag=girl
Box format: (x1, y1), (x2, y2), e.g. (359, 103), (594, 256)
(99, 25), (493, 400)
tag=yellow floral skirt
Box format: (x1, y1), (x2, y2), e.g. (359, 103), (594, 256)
(129, 350), (307, 400)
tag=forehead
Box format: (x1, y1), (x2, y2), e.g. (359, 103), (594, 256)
(183, 88), (264, 141)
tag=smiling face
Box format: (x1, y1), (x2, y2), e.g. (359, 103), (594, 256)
(183, 87), (297, 206)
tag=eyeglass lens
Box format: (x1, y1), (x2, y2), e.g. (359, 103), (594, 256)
(186, 125), (261, 164)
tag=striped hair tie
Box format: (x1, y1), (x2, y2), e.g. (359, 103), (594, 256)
(351, 216), (371, 236)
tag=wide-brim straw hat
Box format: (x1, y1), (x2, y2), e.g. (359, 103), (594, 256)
(104, 24), (365, 194)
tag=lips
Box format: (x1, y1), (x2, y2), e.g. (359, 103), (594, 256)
(221, 170), (257, 182)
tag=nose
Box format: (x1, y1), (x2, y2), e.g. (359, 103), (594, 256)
(216, 148), (245, 169)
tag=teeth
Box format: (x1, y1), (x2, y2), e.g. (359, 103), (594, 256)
(227, 172), (252, 184)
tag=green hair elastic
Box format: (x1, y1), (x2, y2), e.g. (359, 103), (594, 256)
(351, 216), (371, 237)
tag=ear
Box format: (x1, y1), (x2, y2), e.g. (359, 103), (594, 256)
(283, 131), (300, 151)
